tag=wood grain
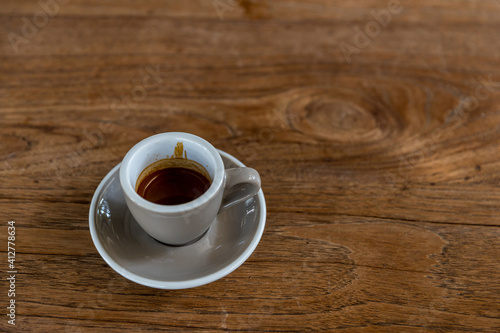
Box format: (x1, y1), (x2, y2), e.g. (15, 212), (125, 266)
(1, 0), (500, 331)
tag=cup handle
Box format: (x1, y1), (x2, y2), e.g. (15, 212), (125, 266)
(219, 167), (261, 213)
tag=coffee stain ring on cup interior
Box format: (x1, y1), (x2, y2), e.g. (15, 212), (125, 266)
(135, 141), (212, 193)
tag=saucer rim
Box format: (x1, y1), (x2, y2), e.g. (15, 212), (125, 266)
(88, 150), (266, 289)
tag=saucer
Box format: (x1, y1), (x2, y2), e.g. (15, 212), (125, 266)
(89, 150), (266, 289)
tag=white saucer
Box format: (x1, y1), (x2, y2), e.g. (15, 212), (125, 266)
(89, 150), (266, 289)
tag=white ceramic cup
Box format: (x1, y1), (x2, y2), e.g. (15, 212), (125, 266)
(119, 132), (261, 246)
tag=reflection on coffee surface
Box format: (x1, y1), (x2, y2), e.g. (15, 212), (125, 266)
(135, 142), (212, 205)
(137, 167), (211, 205)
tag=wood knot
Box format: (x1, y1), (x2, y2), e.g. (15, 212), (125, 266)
(286, 90), (390, 143)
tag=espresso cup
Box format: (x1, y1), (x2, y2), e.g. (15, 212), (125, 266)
(119, 132), (261, 246)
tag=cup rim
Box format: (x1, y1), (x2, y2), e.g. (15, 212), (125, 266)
(119, 132), (225, 214)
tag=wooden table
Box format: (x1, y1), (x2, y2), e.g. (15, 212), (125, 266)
(1, 0), (499, 331)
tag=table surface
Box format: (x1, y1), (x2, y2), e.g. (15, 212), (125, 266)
(1, 0), (500, 332)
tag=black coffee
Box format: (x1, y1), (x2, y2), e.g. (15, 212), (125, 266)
(136, 167), (211, 205)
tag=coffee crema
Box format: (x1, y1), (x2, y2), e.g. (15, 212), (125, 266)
(135, 157), (212, 206)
